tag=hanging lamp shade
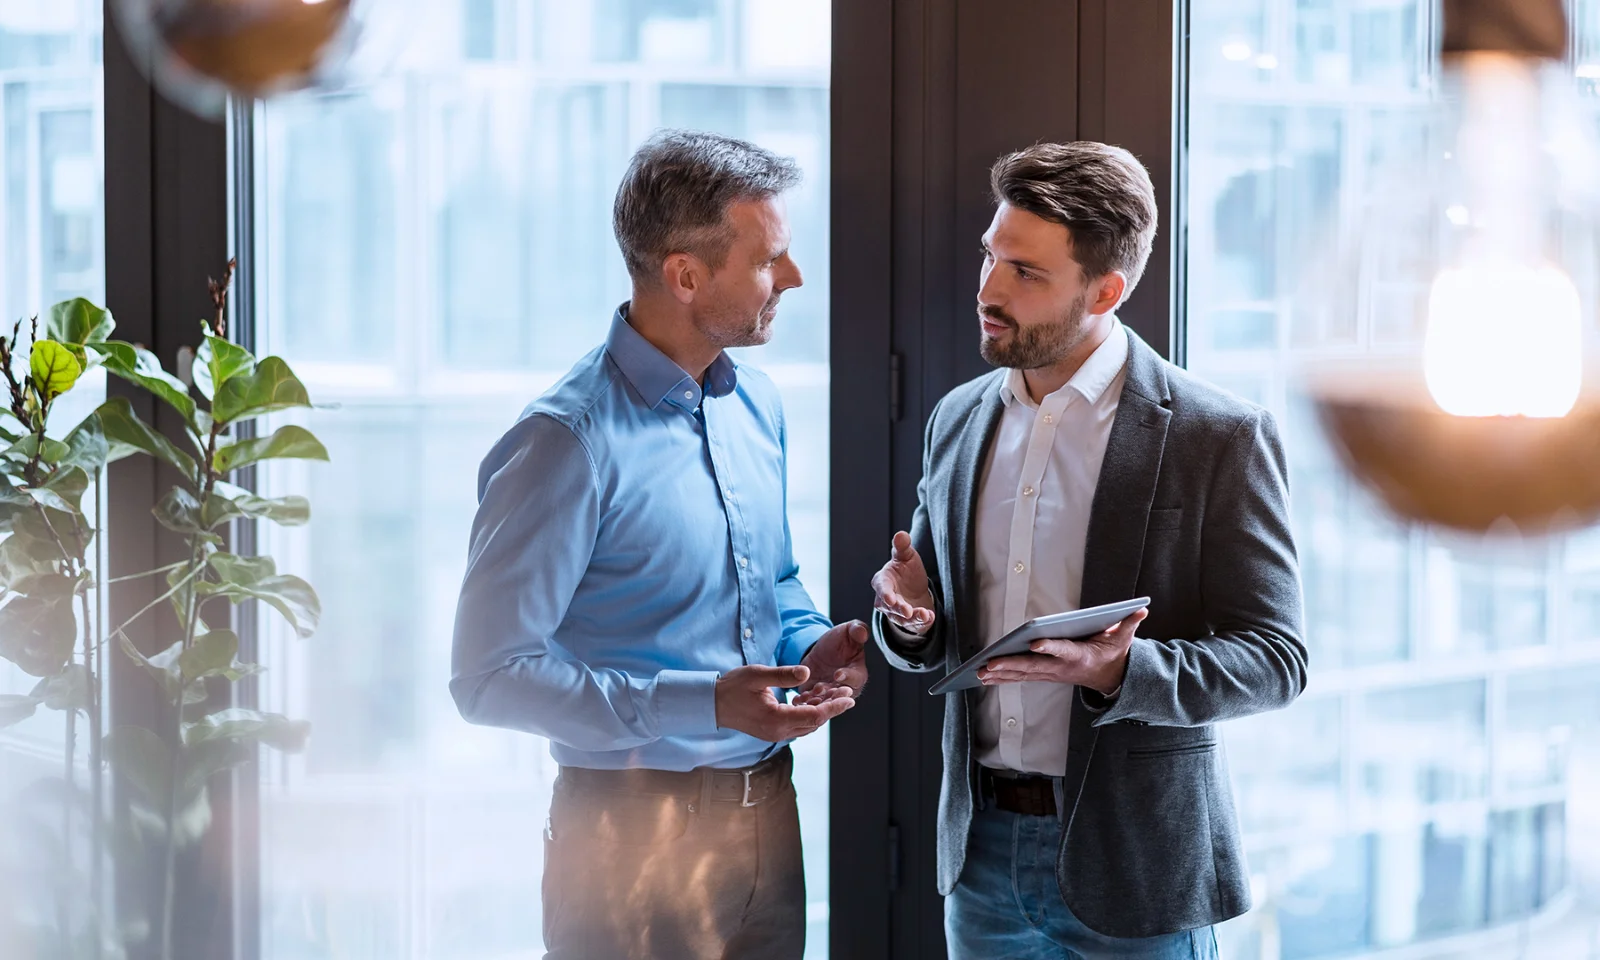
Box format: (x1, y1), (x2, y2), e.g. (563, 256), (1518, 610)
(1304, 0), (1600, 534)
(111, 0), (411, 117)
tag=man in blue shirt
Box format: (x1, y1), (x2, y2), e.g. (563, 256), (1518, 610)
(450, 129), (866, 959)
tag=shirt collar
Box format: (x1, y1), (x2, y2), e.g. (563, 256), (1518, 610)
(1000, 316), (1129, 409)
(605, 304), (739, 411)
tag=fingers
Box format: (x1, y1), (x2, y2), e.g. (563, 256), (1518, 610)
(738, 664), (810, 689)
(1109, 608), (1149, 637)
(766, 697), (855, 738)
(976, 653), (1057, 684)
(892, 531), (916, 562)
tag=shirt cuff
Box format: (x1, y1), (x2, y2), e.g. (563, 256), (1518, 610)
(654, 669), (721, 737)
(885, 618), (934, 643)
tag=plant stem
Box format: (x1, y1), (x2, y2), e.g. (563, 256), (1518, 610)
(160, 525), (208, 960)
(83, 587), (102, 958)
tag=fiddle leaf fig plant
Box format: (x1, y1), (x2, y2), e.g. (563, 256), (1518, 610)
(0, 262), (330, 960)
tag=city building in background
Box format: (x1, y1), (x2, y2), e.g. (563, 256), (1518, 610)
(1189, 1), (1600, 957)
(253, 1), (831, 957)
(0, 0), (105, 825)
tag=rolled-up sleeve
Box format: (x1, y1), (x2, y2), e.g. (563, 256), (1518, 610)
(449, 414), (721, 749)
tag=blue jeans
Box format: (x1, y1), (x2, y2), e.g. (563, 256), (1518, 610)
(946, 803), (1219, 960)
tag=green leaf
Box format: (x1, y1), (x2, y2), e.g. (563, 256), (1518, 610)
(62, 412), (110, 473)
(178, 629), (258, 684)
(31, 663), (91, 713)
(211, 356), (311, 425)
(0, 529), (52, 587)
(4, 433), (71, 466)
(0, 594), (76, 676)
(96, 396), (198, 479)
(11, 570), (79, 600)
(205, 481), (309, 528)
(92, 342), (196, 426)
(183, 708), (310, 752)
(119, 634), (183, 700)
(193, 332), (253, 402)
(47, 298), (115, 347)
(213, 424), (328, 474)
(39, 464), (89, 513)
(153, 486), (203, 535)
(30, 340), (82, 399)
(0, 693), (38, 729)
(104, 725), (171, 805)
(199, 553), (320, 639)
(181, 737), (256, 797)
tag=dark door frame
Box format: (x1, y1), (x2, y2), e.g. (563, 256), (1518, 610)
(828, 2), (1181, 956)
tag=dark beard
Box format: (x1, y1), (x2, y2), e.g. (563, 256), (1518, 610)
(978, 289), (1091, 369)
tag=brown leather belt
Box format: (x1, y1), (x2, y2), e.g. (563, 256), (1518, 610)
(558, 746), (792, 809)
(981, 767), (1059, 818)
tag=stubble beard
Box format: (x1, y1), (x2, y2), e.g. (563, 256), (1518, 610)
(978, 289), (1092, 370)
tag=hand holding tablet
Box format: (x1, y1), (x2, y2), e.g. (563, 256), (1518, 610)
(928, 597), (1151, 695)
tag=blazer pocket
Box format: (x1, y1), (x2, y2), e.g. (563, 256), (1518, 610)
(1126, 741), (1217, 760)
(1146, 507), (1184, 532)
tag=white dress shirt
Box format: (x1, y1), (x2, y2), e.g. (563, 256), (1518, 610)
(971, 319), (1128, 776)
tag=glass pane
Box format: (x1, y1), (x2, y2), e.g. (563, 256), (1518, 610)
(1188, 1), (1600, 956)
(252, 2), (832, 957)
(0, 0), (105, 944)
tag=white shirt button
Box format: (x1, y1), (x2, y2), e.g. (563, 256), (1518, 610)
(1013, 562), (1025, 574)
(1005, 717), (1018, 728)
(1022, 486), (1035, 497)
(743, 627), (753, 639)
(738, 557), (749, 568)
(684, 390), (694, 400)
(1043, 414), (1054, 424)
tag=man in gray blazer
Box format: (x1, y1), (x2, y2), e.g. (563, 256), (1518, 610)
(872, 141), (1307, 959)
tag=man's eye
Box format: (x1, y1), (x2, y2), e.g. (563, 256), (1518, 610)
(1016, 267), (1035, 281)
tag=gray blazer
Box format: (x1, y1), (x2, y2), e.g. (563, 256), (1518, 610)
(874, 328), (1307, 939)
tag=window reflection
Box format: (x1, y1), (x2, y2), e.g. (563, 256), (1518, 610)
(1189, 1), (1600, 956)
(255, 1), (832, 956)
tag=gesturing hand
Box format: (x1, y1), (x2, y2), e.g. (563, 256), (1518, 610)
(715, 665), (854, 743)
(872, 532), (937, 633)
(794, 620), (869, 707)
(977, 608), (1148, 695)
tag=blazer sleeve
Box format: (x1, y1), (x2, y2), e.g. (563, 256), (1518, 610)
(1093, 408), (1308, 727)
(873, 396), (949, 673)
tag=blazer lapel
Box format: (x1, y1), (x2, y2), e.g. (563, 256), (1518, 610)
(948, 376), (1006, 658)
(1065, 330), (1172, 789)
(1078, 330), (1172, 610)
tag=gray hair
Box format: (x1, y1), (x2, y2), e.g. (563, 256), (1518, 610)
(613, 129), (801, 284)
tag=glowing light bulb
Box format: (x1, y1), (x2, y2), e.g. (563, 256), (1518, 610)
(1423, 263), (1582, 417)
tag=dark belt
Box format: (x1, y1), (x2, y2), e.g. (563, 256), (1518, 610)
(981, 767), (1059, 818)
(557, 746), (792, 810)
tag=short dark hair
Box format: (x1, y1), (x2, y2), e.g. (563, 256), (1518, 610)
(989, 141), (1158, 296)
(613, 129), (801, 283)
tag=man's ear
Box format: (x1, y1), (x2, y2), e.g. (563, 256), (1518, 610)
(661, 252), (704, 306)
(1090, 272), (1127, 315)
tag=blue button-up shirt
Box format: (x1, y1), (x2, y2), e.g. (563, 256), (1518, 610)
(449, 307), (832, 771)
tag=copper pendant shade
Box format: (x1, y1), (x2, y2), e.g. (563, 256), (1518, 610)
(111, 0), (393, 117)
(1306, 0), (1600, 536)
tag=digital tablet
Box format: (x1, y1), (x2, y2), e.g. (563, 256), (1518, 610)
(927, 597), (1151, 695)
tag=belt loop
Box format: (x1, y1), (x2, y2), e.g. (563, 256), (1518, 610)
(693, 767), (712, 816)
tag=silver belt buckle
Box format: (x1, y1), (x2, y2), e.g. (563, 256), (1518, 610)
(740, 769), (757, 807)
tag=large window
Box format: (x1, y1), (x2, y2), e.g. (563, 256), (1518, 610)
(251, 1), (832, 956)
(0, 0), (105, 910)
(1187, 2), (1600, 956)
